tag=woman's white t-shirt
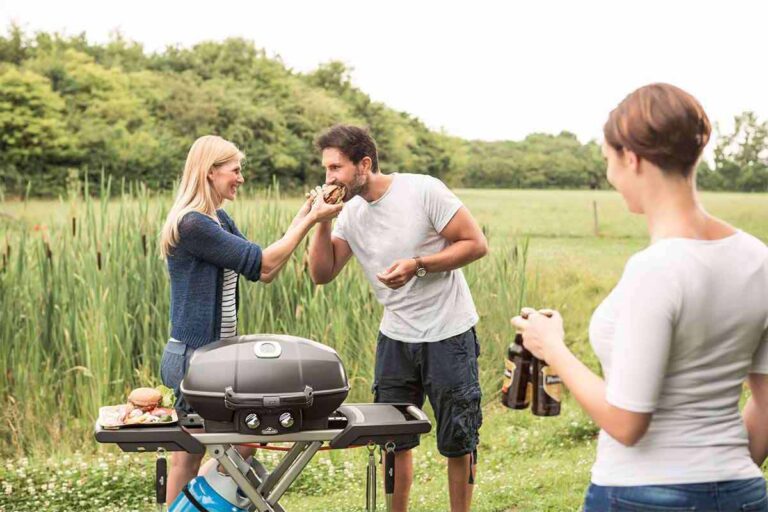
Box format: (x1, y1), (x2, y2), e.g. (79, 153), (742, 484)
(590, 231), (768, 486)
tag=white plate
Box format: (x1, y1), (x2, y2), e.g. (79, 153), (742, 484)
(98, 405), (178, 429)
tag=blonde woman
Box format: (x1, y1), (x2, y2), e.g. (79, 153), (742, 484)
(159, 135), (342, 501)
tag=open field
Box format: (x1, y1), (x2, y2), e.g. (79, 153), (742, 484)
(1, 188), (767, 511)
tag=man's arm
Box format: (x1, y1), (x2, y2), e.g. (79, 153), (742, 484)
(308, 221), (353, 284)
(376, 206), (488, 289)
(421, 206), (488, 272)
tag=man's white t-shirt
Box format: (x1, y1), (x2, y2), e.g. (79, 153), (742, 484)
(589, 230), (768, 486)
(332, 173), (478, 342)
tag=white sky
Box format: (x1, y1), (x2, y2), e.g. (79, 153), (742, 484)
(2, 0), (767, 147)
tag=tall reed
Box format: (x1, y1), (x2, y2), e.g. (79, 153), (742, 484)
(0, 181), (528, 456)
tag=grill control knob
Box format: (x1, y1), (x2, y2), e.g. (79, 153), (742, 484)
(245, 413), (261, 430)
(279, 412), (294, 428)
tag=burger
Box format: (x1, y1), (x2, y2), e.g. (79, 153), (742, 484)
(321, 184), (346, 205)
(128, 387), (163, 412)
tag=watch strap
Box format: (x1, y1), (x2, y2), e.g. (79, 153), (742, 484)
(414, 256), (426, 277)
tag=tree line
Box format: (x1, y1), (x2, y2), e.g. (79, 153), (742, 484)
(1, 26), (766, 196)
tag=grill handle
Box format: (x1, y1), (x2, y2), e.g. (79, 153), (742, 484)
(223, 385), (314, 410)
(405, 405), (429, 422)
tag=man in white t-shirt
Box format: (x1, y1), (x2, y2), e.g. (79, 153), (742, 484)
(308, 125), (488, 512)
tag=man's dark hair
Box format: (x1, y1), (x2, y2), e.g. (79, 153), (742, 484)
(315, 124), (379, 172)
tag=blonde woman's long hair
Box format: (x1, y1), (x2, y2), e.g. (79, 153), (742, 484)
(160, 135), (244, 258)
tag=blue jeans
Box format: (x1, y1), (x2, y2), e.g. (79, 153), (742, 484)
(583, 478), (768, 511)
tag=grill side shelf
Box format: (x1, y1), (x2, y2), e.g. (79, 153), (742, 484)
(329, 403), (432, 449)
(94, 422), (206, 454)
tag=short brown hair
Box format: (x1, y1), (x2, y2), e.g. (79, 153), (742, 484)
(315, 124), (379, 173)
(603, 83), (711, 177)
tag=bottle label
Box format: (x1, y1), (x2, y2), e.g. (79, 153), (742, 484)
(525, 381), (533, 404)
(502, 359), (514, 392)
(542, 367), (562, 402)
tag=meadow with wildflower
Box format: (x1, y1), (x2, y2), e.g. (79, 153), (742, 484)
(1, 186), (767, 510)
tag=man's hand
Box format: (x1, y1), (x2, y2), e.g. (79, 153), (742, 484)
(376, 258), (418, 289)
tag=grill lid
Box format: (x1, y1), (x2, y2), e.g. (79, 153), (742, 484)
(181, 334), (349, 401)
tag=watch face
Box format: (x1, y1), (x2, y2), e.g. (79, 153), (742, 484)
(416, 267), (427, 278)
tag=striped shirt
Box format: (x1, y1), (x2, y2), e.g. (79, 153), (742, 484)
(219, 269), (238, 338)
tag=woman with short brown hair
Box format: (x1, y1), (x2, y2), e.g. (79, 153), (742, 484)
(513, 83), (768, 511)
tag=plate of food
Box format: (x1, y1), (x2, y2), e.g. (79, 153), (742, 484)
(99, 386), (178, 429)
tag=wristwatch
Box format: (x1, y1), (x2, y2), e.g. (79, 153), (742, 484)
(414, 257), (427, 278)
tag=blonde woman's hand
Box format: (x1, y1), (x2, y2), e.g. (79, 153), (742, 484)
(298, 195), (313, 217)
(310, 199), (343, 223)
(306, 186), (324, 210)
(510, 307), (565, 362)
(289, 196), (314, 229)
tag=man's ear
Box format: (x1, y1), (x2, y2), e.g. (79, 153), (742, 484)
(360, 156), (373, 173)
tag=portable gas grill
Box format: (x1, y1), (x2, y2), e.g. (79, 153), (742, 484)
(94, 335), (432, 512)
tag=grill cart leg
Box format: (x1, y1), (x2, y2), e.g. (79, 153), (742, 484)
(265, 441), (323, 507)
(210, 444), (275, 512)
(249, 457), (269, 481)
(211, 442), (322, 512)
(257, 442), (308, 496)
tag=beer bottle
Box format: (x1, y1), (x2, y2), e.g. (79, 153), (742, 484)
(531, 356), (562, 416)
(501, 333), (533, 409)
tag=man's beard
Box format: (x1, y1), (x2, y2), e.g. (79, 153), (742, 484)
(345, 167), (367, 199)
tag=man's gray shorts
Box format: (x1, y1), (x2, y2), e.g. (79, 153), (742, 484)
(373, 327), (482, 458)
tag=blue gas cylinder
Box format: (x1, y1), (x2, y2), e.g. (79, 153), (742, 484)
(168, 475), (248, 512)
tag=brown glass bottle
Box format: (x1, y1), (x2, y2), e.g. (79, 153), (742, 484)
(531, 356), (562, 416)
(501, 333), (533, 409)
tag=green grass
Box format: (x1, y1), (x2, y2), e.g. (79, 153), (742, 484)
(0, 401), (596, 511)
(0, 184), (529, 456)
(1, 187), (767, 511)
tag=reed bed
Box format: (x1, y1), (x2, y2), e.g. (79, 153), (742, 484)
(0, 181), (528, 456)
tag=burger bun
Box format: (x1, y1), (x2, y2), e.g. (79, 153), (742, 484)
(128, 387), (162, 411)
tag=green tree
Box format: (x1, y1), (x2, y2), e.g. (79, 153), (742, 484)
(0, 23), (28, 65)
(0, 26), (709, 194)
(713, 112), (768, 191)
(0, 67), (75, 192)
